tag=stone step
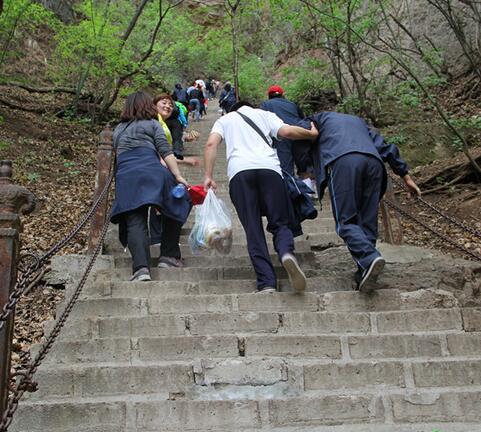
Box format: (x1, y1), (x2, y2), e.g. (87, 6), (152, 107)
(112, 250), (317, 269)
(48, 308), (463, 341)
(77, 275), (354, 298)
(11, 390), (481, 431)
(103, 264), (325, 282)
(68, 288), (459, 316)
(37, 330), (480, 365)
(27, 357), (481, 401)
(104, 238), (315, 257)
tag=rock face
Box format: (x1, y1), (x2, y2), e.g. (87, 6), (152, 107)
(34, 0), (80, 23)
(401, 0), (477, 75)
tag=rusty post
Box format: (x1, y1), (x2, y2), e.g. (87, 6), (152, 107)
(380, 176), (404, 245)
(87, 125), (113, 254)
(0, 161), (36, 415)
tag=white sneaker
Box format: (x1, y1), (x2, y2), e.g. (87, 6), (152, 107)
(281, 253), (306, 293)
(130, 267), (151, 282)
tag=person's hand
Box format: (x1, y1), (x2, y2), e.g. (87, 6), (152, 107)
(403, 174), (421, 198)
(204, 176), (217, 191)
(175, 174), (190, 189)
(309, 121), (319, 139)
(184, 156), (201, 167)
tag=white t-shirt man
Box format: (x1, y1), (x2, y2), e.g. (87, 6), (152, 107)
(210, 105), (286, 181)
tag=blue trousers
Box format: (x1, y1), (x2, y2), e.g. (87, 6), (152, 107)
(229, 169), (294, 289)
(274, 138), (313, 176)
(328, 153), (384, 270)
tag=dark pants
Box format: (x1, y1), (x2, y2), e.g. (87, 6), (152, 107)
(274, 138), (313, 176)
(328, 153), (384, 271)
(229, 169), (294, 289)
(125, 206), (182, 272)
(149, 210), (182, 258)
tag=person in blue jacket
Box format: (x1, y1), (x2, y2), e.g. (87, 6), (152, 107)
(259, 85), (311, 178)
(301, 111), (421, 292)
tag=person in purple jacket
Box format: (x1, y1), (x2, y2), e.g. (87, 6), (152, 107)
(301, 111), (421, 292)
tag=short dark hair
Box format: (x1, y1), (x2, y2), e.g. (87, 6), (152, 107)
(229, 100), (254, 112)
(120, 91), (158, 122)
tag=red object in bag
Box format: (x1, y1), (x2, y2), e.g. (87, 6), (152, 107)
(188, 185), (207, 205)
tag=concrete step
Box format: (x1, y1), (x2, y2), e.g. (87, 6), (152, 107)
(104, 238), (315, 257)
(48, 308), (463, 341)
(11, 390), (481, 431)
(37, 330), (480, 365)
(103, 263), (325, 282)
(77, 275), (354, 298)
(27, 357), (481, 401)
(112, 250), (317, 269)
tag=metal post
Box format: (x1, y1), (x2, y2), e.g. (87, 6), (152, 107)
(380, 176), (404, 245)
(87, 125), (113, 254)
(0, 161), (36, 415)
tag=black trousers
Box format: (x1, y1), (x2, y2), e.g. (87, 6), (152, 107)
(328, 153), (384, 271)
(125, 206), (182, 272)
(229, 169), (294, 289)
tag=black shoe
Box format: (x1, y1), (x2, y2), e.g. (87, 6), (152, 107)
(358, 257), (385, 293)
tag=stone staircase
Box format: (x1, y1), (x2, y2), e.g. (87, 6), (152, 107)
(10, 108), (481, 431)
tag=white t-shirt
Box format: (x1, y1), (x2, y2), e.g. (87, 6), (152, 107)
(210, 106), (285, 181)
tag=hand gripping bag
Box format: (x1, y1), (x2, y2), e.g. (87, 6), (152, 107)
(188, 189), (233, 255)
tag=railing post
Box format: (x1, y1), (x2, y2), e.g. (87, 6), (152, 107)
(0, 161), (36, 415)
(380, 176), (404, 245)
(88, 125), (113, 254)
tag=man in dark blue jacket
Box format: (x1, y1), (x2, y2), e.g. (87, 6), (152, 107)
(260, 86), (312, 178)
(302, 111), (421, 292)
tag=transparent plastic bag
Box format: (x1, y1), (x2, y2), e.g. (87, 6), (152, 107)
(188, 189), (233, 255)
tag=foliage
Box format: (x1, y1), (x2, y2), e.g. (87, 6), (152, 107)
(450, 115), (481, 151)
(0, 0), (61, 70)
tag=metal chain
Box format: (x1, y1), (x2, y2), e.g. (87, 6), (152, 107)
(384, 199), (481, 262)
(0, 199), (112, 432)
(0, 172), (113, 330)
(389, 173), (481, 240)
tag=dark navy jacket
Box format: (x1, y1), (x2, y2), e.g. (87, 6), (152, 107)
(301, 112), (409, 200)
(259, 97), (304, 125)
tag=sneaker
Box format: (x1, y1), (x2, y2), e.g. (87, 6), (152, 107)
(130, 267), (151, 282)
(255, 286), (276, 294)
(281, 253), (306, 293)
(157, 256), (184, 268)
(358, 256), (385, 293)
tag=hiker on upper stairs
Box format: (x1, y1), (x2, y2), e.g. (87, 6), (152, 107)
(172, 83), (189, 112)
(301, 111), (421, 293)
(218, 82), (236, 115)
(110, 91), (192, 282)
(203, 100), (318, 294)
(259, 85), (315, 193)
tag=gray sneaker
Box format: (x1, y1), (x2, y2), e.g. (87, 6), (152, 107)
(130, 267), (151, 282)
(157, 256), (184, 268)
(255, 286), (277, 294)
(281, 253), (306, 293)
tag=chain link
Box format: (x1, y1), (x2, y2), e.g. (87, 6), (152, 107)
(0, 172), (113, 331)
(384, 199), (481, 262)
(389, 173), (481, 240)
(0, 193), (112, 432)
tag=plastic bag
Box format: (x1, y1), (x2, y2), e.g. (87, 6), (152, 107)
(188, 189), (233, 255)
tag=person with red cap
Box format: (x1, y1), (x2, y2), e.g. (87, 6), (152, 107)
(260, 86), (313, 189)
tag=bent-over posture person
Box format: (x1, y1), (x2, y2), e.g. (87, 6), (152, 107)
(302, 111), (421, 292)
(203, 101), (318, 294)
(110, 91), (192, 281)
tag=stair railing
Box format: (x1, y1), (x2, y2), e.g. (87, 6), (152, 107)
(0, 125), (114, 431)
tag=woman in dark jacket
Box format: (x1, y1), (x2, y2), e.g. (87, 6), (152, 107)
(110, 91), (192, 281)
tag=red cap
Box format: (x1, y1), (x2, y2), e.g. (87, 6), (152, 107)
(267, 85), (284, 96)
